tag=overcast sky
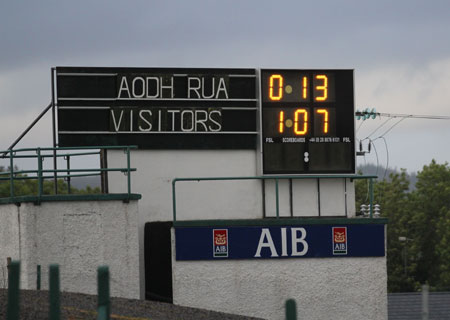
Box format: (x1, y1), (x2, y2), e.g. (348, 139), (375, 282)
(1, 0), (450, 173)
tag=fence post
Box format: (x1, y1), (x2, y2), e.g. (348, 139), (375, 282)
(422, 284), (429, 320)
(7, 260), (20, 320)
(285, 299), (297, 320)
(97, 266), (110, 320)
(49, 264), (60, 320)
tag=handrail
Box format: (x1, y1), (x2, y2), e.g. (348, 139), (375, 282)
(0, 145), (137, 201)
(172, 174), (378, 223)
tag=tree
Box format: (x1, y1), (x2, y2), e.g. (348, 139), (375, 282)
(408, 160), (450, 290)
(355, 169), (418, 292)
(357, 160), (450, 292)
(0, 166), (100, 198)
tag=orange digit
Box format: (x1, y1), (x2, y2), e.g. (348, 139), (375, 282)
(279, 111), (284, 133)
(269, 75), (283, 101)
(315, 75), (328, 101)
(294, 109), (308, 135)
(316, 109), (329, 133)
(302, 76), (308, 100)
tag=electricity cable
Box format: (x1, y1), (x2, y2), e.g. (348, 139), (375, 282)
(370, 140), (380, 178)
(377, 116), (411, 138)
(356, 119), (365, 134)
(364, 117), (393, 140)
(377, 112), (450, 120)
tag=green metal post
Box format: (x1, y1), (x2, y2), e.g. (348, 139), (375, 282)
(37, 265), (41, 290)
(49, 264), (60, 320)
(66, 155), (71, 194)
(172, 180), (177, 223)
(37, 148), (43, 197)
(275, 178), (280, 219)
(97, 266), (110, 320)
(126, 147), (131, 198)
(7, 260), (20, 320)
(285, 299), (297, 320)
(9, 152), (14, 197)
(369, 178), (374, 218)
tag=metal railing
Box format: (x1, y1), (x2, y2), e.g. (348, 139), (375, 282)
(7, 260), (111, 320)
(172, 174), (378, 222)
(0, 145), (137, 201)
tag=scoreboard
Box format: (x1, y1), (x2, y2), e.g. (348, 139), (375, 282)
(55, 67), (355, 175)
(260, 69), (355, 174)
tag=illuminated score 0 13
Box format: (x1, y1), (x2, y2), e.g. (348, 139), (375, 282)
(261, 69), (355, 174)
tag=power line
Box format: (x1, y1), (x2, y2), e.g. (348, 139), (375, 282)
(357, 111), (450, 141)
(376, 112), (450, 120)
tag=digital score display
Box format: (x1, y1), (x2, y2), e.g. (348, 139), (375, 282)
(261, 69), (355, 174)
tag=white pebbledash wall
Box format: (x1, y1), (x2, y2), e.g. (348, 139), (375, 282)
(172, 246), (387, 320)
(0, 200), (140, 299)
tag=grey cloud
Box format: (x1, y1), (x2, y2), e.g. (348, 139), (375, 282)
(1, 1), (450, 73)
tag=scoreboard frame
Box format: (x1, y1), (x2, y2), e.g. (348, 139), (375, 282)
(54, 67), (356, 176)
(259, 69), (355, 176)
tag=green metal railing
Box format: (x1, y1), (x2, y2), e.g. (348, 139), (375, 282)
(6, 259), (292, 320)
(172, 174), (378, 222)
(285, 299), (297, 320)
(0, 146), (137, 201)
(6, 261), (111, 320)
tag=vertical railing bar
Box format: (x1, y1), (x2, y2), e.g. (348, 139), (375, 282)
(369, 178), (374, 218)
(37, 264), (41, 290)
(37, 148), (43, 198)
(66, 155), (71, 194)
(172, 180), (177, 223)
(49, 264), (60, 320)
(275, 178), (280, 219)
(97, 266), (110, 320)
(126, 147), (131, 198)
(285, 299), (297, 320)
(7, 260), (20, 320)
(9, 151), (14, 198)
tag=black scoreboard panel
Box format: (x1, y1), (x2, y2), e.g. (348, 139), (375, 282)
(56, 67), (257, 149)
(261, 69), (355, 174)
(56, 67), (355, 175)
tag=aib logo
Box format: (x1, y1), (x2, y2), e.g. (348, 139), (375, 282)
(332, 227), (348, 255)
(213, 229), (228, 258)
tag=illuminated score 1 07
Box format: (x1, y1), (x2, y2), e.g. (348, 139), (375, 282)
(278, 108), (330, 135)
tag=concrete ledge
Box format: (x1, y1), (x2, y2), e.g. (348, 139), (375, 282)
(0, 193), (141, 205)
(174, 217), (388, 227)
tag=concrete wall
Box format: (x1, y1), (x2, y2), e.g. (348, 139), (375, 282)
(172, 229), (387, 320)
(0, 200), (140, 299)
